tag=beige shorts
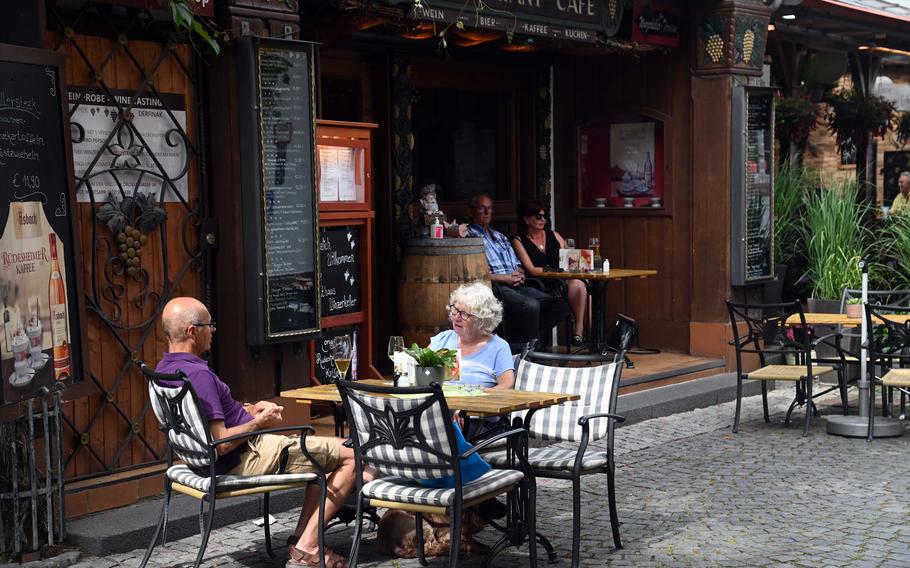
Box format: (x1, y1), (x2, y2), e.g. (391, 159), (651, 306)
(228, 434), (341, 477)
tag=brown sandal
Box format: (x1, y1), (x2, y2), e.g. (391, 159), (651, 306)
(286, 545), (349, 568)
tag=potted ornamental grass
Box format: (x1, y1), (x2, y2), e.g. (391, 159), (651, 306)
(404, 344), (457, 386)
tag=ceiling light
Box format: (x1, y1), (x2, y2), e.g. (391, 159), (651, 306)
(859, 45), (910, 57)
(768, 24), (776, 31)
(781, 13), (796, 20)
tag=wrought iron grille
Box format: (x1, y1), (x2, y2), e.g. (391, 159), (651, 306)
(46, 1), (209, 482)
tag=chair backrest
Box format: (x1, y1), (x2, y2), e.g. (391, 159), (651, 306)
(864, 303), (910, 362)
(841, 289), (910, 312)
(139, 362), (214, 470)
(726, 300), (812, 370)
(512, 354), (622, 442)
(336, 380), (459, 480)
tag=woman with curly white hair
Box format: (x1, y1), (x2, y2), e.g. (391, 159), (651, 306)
(429, 282), (514, 390)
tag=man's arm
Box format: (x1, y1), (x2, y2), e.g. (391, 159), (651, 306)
(209, 404), (283, 455)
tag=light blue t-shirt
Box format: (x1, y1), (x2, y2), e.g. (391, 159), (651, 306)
(429, 330), (513, 389)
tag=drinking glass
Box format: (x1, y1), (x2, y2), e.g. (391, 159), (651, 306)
(588, 237), (600, 258)
(565, 238), (575, 249)
(387, 335), (405, 385)
(331, 335), (352, 381)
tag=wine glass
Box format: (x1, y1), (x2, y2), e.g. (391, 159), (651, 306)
(387, 336), (405, 385)
(588, 237), (600, 258)
(331, 335), (352, 382)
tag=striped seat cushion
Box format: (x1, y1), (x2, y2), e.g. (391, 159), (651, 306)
(362, 469), (524, 507)
(513, 359), (619, 442)
(167, 464), (317, 493)
(484, 447), (609, 471)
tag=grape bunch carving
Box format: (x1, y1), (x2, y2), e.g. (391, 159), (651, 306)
(96, 193), (167, 279)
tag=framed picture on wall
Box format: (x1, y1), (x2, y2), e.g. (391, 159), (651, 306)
(578, 112), (665, 210)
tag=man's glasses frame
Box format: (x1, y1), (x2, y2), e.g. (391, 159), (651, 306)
(194, 322), (217, 330)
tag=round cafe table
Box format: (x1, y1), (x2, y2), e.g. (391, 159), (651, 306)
(538, 268), (657, 354)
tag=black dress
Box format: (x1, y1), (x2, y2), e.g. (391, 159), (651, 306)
(517, 231), (565, 295)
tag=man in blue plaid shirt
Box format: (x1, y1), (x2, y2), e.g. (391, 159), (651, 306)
(467, 194), (568, 345)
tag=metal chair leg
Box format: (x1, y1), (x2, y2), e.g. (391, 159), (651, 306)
(733, 375), (743, 432)
(526, 479), (538, 568)
(535, 531), (559, 564)
(193, 496), (217, 568)
(607, 468), (622, 550)
(802, 378), (813, 436)
(761, 380), (770, 423)
(838, 367), (849, 414)
(263, 493), (274, 558)
(348, 496), (366, 568)
(415, 512), (427, 566)
(571, 478), (581, 568)
(448, 506), (462, 568)
(138, 484), (170, 568)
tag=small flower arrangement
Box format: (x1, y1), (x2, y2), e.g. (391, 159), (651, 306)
(403, 344), (457, 368)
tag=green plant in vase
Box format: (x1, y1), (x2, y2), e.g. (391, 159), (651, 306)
(845, 297), (864, 319)
(404, 344), (457, 385)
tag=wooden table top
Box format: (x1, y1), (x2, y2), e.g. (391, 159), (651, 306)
(538, 268), (657, 281)
(785, 313), (910, 326)
(281, 380), (580, 417)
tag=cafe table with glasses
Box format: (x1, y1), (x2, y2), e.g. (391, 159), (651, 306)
(538, 268), (657, 354)
(281, 379), (580, 560)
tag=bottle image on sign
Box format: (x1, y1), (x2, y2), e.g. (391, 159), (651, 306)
(643, 151), (653, 192)
(48, 234), (71, 380)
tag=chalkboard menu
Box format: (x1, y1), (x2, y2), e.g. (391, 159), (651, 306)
(313, 325), (358, 385)
(319, 226), (361, 317)
(237, 38), (321, 345)
(0, 45), (85, 405)
(731, 86), (776, 285)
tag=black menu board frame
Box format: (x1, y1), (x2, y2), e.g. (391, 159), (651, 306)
(319, 225), (362, 319)
(0, 44), (88, 405)
(236, 37), (321, 345)
(731, 85), (776, 285)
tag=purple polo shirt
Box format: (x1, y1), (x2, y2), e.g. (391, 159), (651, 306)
(156, 352), (253, 474)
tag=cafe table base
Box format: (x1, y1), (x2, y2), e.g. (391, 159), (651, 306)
(826, 415), (903, 438)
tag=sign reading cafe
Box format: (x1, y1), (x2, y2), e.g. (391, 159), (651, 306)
(412, 0), (612, 43)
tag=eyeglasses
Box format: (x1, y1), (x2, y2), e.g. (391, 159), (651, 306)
(473, 205), (493, 212)
(194, 322), (217, 331)
(446, 304), (475, 320)
(533, 212), (547, 220)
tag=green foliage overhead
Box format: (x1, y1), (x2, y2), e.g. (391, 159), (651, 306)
(825, 87), (896, 145)
(404, 344), (457, 368)
(168, 0), (223, 55)
(775, 96), (819, 147)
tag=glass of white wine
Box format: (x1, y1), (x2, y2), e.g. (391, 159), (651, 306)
(387, 336), (405, 386)
(331, 335), (352, 382)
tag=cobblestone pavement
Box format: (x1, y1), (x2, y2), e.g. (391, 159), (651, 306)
(64, 388), (910, 567)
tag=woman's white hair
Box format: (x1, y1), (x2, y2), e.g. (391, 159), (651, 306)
(448, 283), (503, 334)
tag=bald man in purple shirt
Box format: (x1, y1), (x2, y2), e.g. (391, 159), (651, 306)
(156, 297), (368, 568)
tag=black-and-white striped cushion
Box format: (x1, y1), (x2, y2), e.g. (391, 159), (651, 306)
(345, 390), (454, 479)
(148, 382), (212, 469)
(513, 359), (618, 442)
(484, 447), (609, 471)
(361, 469), (524, 507)
(167, 464), (317, 493)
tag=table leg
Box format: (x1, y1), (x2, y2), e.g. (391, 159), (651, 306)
(588, 280), (607, 353)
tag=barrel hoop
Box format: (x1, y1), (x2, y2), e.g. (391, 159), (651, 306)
(404, 245), (485, 256)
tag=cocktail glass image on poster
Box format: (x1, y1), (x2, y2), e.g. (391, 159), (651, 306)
(0, 201), (72, 404)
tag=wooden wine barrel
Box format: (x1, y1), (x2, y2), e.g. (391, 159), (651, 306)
(399, 237), (490, 347)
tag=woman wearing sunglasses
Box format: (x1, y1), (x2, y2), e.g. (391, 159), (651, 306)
(512, 197), (587, 346)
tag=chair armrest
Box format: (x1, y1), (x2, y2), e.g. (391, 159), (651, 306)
(460, 427), (528, 459)
(211, 425), (315, 448)
(811, 332), (843, 348)
(578, 412), (626, 426)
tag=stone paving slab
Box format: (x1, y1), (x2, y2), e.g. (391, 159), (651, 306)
(30, 385), (910, 567)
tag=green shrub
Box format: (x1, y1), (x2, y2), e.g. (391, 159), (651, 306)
(880, 213), (910, 290)
(774, 159), (811, 265)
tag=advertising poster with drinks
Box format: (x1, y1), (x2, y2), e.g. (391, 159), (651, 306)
(0, 46), (84, 405)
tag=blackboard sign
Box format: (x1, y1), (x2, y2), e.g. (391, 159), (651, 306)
(319, 226), (361, 317)
(237, 38), (321, 345)
(883, 151), (910, 204)
(0, 45), (85, 405)
(731, 86), (776, 285)
(313, 325), (357, 385)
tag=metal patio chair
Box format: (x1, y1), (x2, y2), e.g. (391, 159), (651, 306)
(137, 361), (327, 568)
(865, 303), (910, 440)
(726, 300), (847, 436)
(484, 348), (625, 567)
(336, 379), (536, 568)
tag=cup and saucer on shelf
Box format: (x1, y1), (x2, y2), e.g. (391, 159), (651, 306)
(623, 197), (635, 208)
(594, 198), (607, 208)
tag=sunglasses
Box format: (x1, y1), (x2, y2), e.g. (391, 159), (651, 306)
(532, 212), (547, 220)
